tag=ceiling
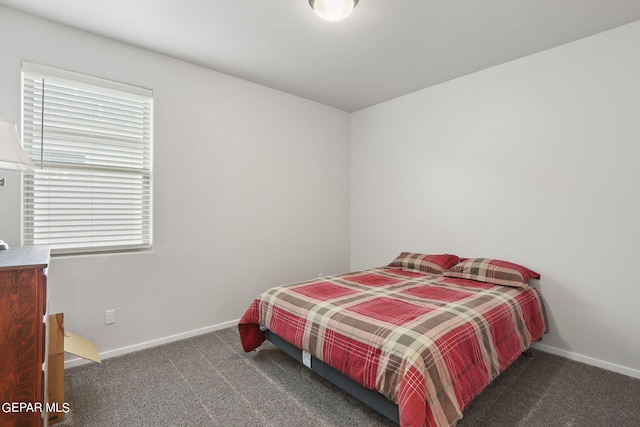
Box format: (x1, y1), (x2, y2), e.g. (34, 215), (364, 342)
(2, 0), (640, 112)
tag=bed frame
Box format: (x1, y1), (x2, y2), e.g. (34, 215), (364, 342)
(264, 329), (400, 424)
(265, 330), (536, 425)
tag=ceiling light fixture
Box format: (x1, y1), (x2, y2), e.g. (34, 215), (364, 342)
(309, 0), (359, 21)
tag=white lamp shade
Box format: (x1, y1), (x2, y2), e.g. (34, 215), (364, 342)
(0, 119), (35, 172)
(309, 0), (358, 21)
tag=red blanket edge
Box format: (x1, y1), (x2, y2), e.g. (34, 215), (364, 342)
(238, 321), (265, 352)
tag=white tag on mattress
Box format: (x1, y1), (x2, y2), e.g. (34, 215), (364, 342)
(302, 350), (312, 369)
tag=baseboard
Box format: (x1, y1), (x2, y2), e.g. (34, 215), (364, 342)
(64, 319), (240, 368)
(62, 322), (640, 380)
(532, 342), (640, 380)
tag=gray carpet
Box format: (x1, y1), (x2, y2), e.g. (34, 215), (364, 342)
(57, 327), (640, 426)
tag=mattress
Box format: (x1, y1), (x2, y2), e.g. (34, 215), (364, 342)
(239, 265), (547, 426)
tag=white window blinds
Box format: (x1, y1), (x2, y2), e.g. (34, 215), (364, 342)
(21, 62), (153, 255)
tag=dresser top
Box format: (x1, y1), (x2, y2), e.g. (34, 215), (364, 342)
(0, 245), (51, 271)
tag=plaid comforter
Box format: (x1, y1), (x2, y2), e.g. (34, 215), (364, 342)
(239, 267), (547, 427)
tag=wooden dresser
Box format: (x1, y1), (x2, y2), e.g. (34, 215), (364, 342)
(0, 246), (51, 427)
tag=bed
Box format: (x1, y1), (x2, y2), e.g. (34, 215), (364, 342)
(239, 253), (548, 427)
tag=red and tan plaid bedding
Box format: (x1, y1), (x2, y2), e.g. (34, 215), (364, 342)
(239, 267), (547, 427)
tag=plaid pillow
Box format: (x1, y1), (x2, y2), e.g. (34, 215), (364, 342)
(443, 258), (540, 288)
(388, 252), (459, 274)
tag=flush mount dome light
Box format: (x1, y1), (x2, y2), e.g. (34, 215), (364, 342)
(309, 0), (359, 21)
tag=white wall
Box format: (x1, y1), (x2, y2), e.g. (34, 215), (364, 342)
(351, 21), (640, 377)
(0, 6), (351, 361)
(2, 6), (638, 380)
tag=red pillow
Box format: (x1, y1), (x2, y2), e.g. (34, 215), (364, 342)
(388, 252), (459, 274)
(443, 258), (540, 288)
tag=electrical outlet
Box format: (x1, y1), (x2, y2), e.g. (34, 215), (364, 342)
(105, 309), (116, 325)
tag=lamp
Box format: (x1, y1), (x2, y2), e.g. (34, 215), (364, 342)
(0, 119), (35, 250)
(309, 0), (359, 21)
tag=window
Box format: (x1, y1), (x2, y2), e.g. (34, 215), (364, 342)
(21, 62), (153, 255)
